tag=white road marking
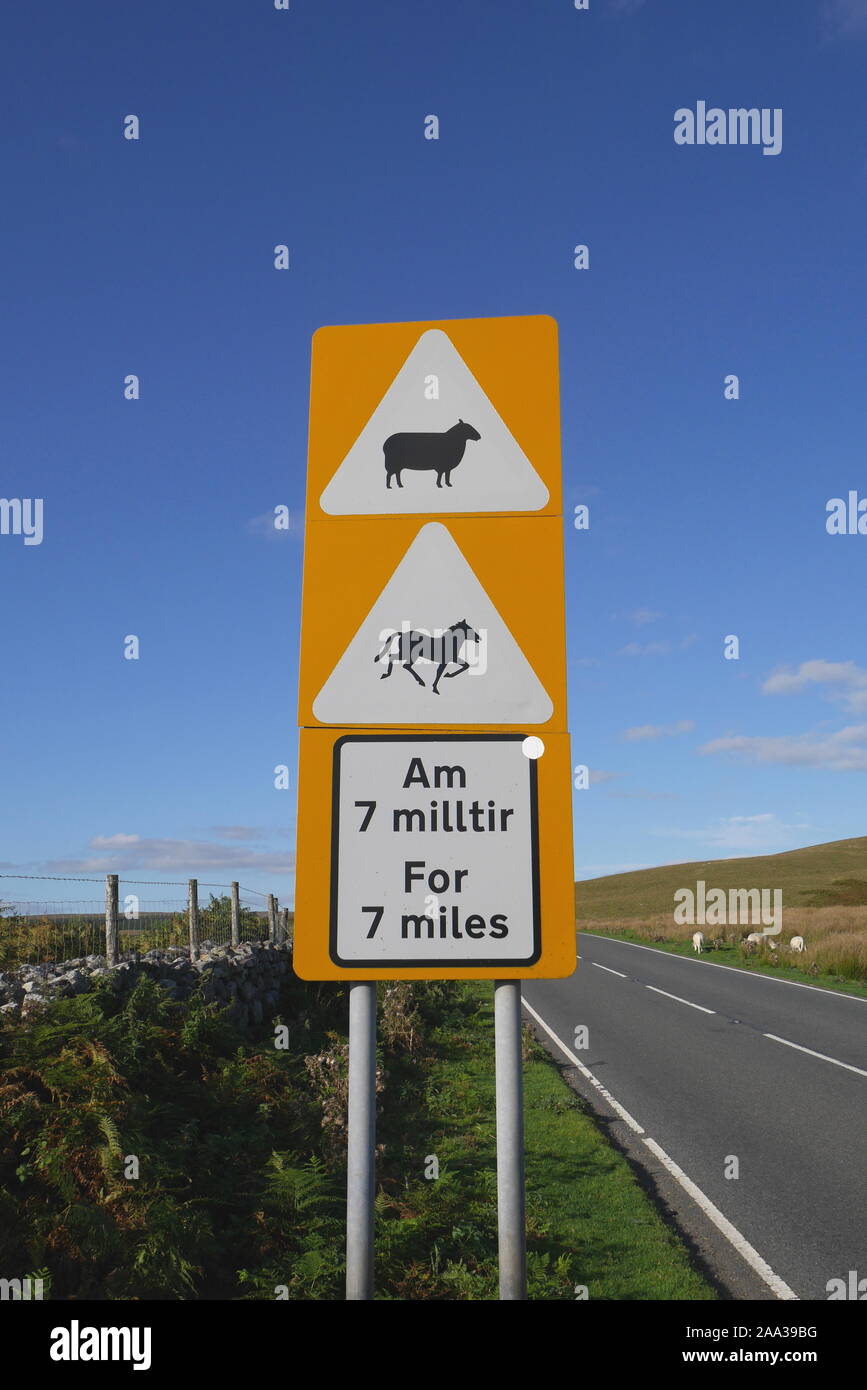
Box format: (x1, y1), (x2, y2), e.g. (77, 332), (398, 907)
(580, 932), (867, 1003)
(645, 985), (716, 1015)
(521, 996), (799, 1303)
(592, 962), (627, 978)
(521, 997), (645, 1134)
(641, 1139), (798, 1302)
(763, 1033), (867, 1079)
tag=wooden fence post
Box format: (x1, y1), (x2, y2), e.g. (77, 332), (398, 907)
(230, 881), (241, 947)
(105, 874), (119, 966)
(188, 879), (200, 959)
(268, 894), (278, 942)
(281, 908), (290, 945)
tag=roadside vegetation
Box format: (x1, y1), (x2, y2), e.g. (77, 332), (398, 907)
(574, 837), (867, 994)
(0, 971), (713, 1300)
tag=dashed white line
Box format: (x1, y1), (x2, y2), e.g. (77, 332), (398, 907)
(763, 1033), (867, 1079)
(645, 985), (716, 1015)
(592, 961), (627, 978)
(521, 996), (799, 1302)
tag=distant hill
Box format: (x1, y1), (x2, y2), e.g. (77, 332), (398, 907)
(574, 836), (867, 921)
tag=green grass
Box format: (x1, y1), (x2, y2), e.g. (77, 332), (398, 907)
(372, 984), (715, 1300)
(574, 835), (867, 920)
(580, 927), (867, 1001)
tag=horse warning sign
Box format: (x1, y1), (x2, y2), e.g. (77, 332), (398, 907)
(330, 736), (540, 967)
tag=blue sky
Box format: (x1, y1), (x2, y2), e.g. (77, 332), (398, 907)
(1, 0), (865, 906)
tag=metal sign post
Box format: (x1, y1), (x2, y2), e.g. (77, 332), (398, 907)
(494, 979), (527, 1299)
(346, 981), (377, 1300)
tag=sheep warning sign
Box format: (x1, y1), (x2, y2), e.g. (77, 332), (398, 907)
(305, 315), (563, 522)
(293, 728), (576, 980)
(294, 314), (574, 980)
(317, 328), (553, 516)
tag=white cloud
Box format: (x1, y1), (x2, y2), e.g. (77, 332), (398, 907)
(46, 835), (294, 877)
(701, 725), (867, 772)
(824, 0), (867, 38)
(659, 813), (812, 853)
(762, 659), (867, 713)
(619, 635), (696, 656)
(627, 608), (663, 625)
(623, 720), (695, 741)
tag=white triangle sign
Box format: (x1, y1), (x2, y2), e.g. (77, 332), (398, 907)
(313, 523), (554, 724)
(319, 329), (550, 515)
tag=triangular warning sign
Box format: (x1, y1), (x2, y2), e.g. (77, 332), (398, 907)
(319, 329), (550, 515)
(312, 523), (554, 724)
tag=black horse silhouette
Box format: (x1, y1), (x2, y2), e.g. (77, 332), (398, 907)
(383, 420), (481, 490)
(374, 620), (482, 694)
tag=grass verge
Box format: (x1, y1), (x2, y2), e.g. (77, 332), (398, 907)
(580, 927), (867, 1001)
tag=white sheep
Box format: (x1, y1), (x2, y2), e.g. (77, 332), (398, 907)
(744, 932), (764, 945)
(692, 930), (706, 953)
(789, 935), (806, 952)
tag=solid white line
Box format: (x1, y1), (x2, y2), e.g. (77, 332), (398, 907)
(521, 997), (645, 1134)
(521, 996), (799, 1302)
(641, 1139), (798, 1302)
(592, 961), (627, 978)
(580, 932), (867, 1002)
(763, 1033), (867, 1079)
(645, 985), (716, 1015)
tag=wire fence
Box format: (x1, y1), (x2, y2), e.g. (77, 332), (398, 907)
(0, 875), (291, 971)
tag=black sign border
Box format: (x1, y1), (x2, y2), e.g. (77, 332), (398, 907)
(329, 734), (542, 969)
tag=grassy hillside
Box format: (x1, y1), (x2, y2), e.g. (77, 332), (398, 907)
(575, 836), (867, 989)
(574, 836), (867, 921)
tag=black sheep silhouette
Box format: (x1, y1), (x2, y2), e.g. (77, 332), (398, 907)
(383, 420), (481, 490)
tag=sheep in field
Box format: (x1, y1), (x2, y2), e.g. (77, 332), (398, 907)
(691, 930), (706, 953)
(789, 935), (806, 952)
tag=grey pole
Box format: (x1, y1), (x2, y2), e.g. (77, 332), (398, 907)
(188, 878), (199, 960)
(268, 893), (278, 942)
(346, 981), (377, 1300)
(494, 980), (527, 1300)
(230, 881), (240, 947)
(105, 874), (119, 966)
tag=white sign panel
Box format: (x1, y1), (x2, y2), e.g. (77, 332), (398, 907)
(313, 522), (554, 725)
(319, 329), (550, 516)
(330, 735), (541, 967)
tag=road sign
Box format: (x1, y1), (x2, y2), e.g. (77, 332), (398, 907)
(305, 315), (562, 521)
(319, 328), (550, 515)
(293, 728), (575, 981)
(310, 522), (554, 726)
(298, 515), (567, 730)
(295, 313), (574, 981)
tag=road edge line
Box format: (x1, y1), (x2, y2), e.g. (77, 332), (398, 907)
(521, 996), (799, 1302)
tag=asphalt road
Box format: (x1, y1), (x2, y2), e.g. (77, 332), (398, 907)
(524, 934), (867, 1301)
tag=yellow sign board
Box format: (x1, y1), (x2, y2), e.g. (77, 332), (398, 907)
(293, 314), (575, 980)
(293, 728), (575, 981)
